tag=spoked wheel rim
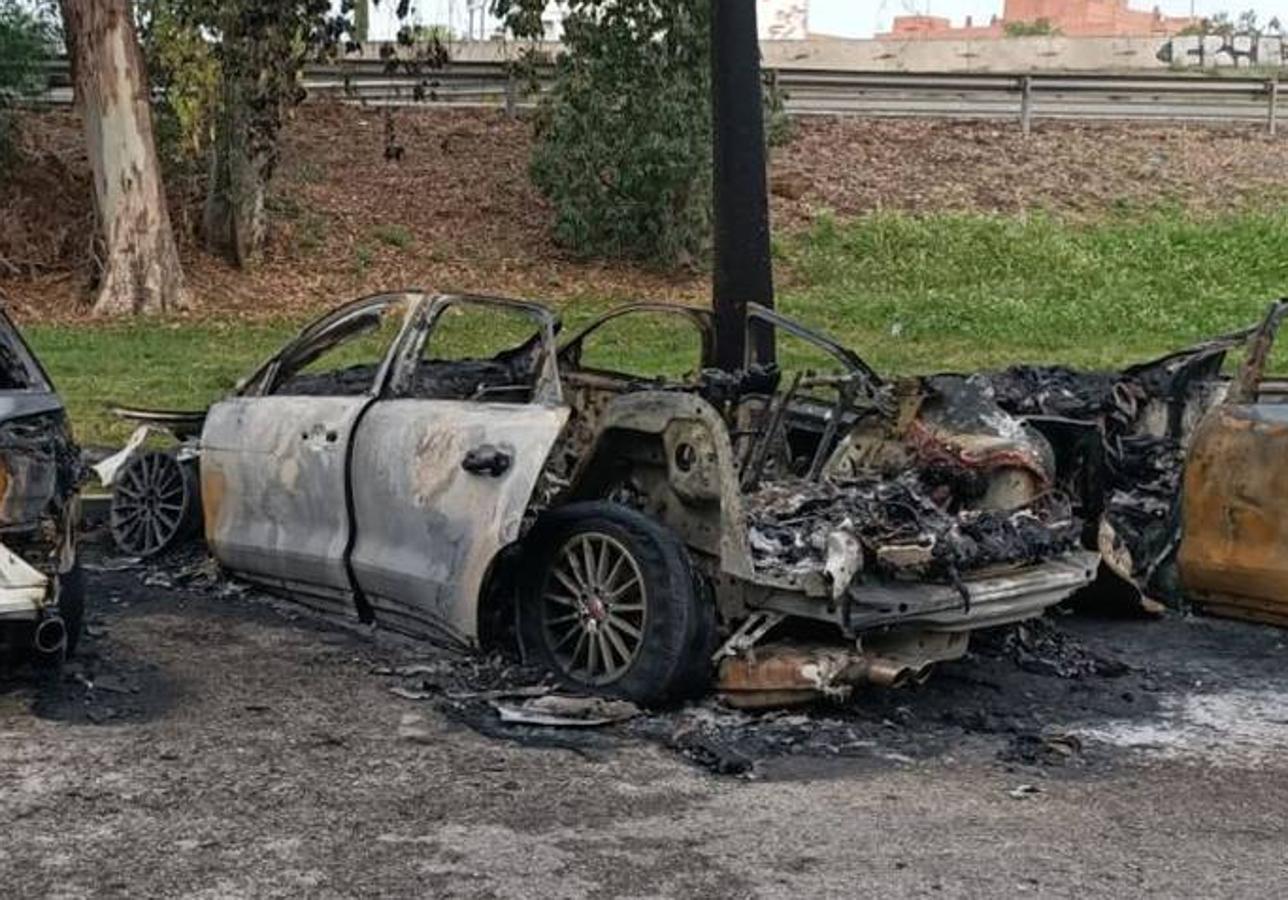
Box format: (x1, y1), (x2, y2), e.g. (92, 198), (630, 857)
(540, 532), (648, 686)
(109, 451), (192, 557)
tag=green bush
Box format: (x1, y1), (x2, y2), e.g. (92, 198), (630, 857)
(0, 0), (55, 167)
(525, 0), (712, 266)
(137, 0), (221, 170)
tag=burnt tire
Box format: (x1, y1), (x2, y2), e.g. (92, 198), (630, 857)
(109, 451), (201, 558)
(517, 502), (714, 706)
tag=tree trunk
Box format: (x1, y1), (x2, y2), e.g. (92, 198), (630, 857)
(201, 77), (269, 269)
(60, 0), (187, 315)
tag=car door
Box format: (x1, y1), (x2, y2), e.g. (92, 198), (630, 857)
(201, 293), (422, 618)
(1180, 301), (1288, 625)
(347, 295), (570, 647)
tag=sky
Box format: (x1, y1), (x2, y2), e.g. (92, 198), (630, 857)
(355, 1), (1288, 41)
(811, 1), (1288, 37)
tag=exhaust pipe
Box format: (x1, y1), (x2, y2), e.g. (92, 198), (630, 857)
(717, 645), (944, 709)
(33, 615), (67, 657)
(857, 656), (916, 689)
(912, 664), (936, 686)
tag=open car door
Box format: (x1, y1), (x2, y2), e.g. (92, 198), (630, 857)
(1180, 300), (1288, 626)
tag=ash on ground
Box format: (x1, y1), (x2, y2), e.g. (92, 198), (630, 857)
(23, 537), (1229, 781)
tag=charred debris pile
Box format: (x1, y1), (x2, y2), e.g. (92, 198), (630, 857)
(737, 330), (1243, 595)
(747, 475), (1078, 582)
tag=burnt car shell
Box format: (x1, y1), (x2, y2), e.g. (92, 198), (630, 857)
(196, 293), (1097, 706)
(959, 300), (1288, 611)
(0, 308), (82, 661)
(1180, 301), (1288, 625)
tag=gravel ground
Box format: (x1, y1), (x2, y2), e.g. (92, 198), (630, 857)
(3, 541), (1288, 899)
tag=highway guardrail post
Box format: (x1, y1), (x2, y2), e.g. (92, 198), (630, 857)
(1270, 78), (1280, 137)
(1020, 75), (1034, 136)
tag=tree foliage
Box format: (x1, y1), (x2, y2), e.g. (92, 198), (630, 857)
(136, 0), (219, 167)
(1178, 10), (1283, 36)
(496, 1), (792, 267)
(497, 0), (713, 266)
(141, 1), (439, 266)
(0, 0), (56, 165)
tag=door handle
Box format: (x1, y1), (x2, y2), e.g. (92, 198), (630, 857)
(462, 445), (512, 477)
(301, 425), (340, 443)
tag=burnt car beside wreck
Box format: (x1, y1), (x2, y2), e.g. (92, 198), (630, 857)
(0, 309), (83, 663)
(110, 292), (1104, 705)
(973, 299), (1288, 616)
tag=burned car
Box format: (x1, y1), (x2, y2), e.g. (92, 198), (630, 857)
(106, 292), (1102, 705)
(0, 309), (83, 663)
(970, 299), (1287, 617)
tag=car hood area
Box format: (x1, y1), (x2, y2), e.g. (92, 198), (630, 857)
(0, 315), (81, 643)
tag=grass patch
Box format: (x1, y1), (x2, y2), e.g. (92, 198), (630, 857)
(27, 322), (297, 448)
(353, 243), (374, 274)
(777, 210), (1288, 372)
(24, 210), (1288, 447)
(372, 223), (414, 249)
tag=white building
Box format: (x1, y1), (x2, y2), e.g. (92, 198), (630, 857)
(356, 1), (810, 42)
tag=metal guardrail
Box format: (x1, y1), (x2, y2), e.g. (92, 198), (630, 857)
(28, 59), (1284, 134)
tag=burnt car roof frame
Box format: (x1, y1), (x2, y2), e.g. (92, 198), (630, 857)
(0, 307), (55, 394)
(1228, 298), (1288, 405)
(237, 291), (428, 398)
(391, 292), (566, 406)
(745, 303), (884, 386)
(557, 303), (717, 379)
(233, 291), (567, 405)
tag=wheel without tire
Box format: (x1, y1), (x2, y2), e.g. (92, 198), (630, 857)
(109, 451), (201, 557)
(518, 501), (713, 706)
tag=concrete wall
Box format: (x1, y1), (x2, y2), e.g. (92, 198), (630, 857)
(1157, 33), (1288, 69)
(378, 34), (1287, 73)
(762, 35), (1174, 72)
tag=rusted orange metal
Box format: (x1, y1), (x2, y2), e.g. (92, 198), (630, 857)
(716, 633), (968, 708)
(717, 645), (864, 708)
(1180, 404), (1288, 626)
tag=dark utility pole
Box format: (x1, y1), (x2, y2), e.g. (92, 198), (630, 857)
(711, 0), (775, 371)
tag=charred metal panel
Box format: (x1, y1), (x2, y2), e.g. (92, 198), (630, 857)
(1180, 404), (1288, 625)
(717, 632), (969, 708)
(0, 407), (75, 531)
(201, 396), (370, 610)
(0, 446), (59, 529)
(756, 551), (1098, 632)
(347, 399), (570, 646)
(571, 390), (757, 583)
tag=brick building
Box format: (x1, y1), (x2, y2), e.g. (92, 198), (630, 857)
(879, 0), (1197, 40)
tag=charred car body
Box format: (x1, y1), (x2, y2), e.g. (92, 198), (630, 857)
(0, 310), (83, 663)
(109, 292), (1112, 705)
(972, 300), (1287, 621)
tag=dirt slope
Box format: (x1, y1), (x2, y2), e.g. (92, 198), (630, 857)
(2, 105), (1286, 324)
